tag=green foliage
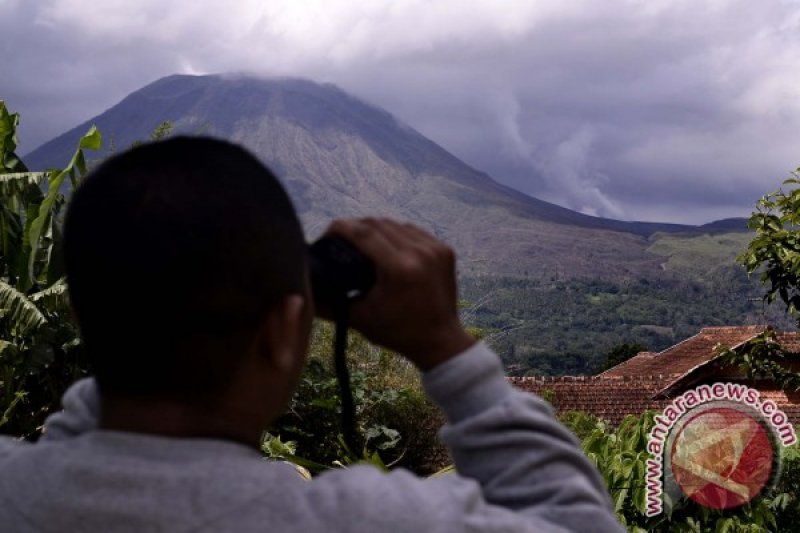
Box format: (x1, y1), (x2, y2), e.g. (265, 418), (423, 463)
(579, 413), (652, 521)
(0, 103), (28, 173)
(716, 329), (800, 391)
(539, 388), (557, 407)
(265, 321), (447, 475)
(149, 121), (174, 142)
(719, 163), (800, 399)
(28, 125), (100, 284)
(774, 443), (800, 532)
(595, 342), (648, 373)
(130, 120), (174, 149)
(562, 411), (793, 532)
(0, 101), (98, 437)
(460, 272), (789, 376)
(260, 433), (323, 478)
(559, 410), (604, 441)
(647, 232), (753, 282)
(738, 168), (800, 319)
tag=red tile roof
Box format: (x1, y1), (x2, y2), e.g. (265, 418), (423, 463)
(510, 375), (800, 427)
(601, 325), (770, 382)
(776, 332), (800, 353)
(756, 386), (800, 426)
(509, 325), (800, 427)
(509, 375), (670, 425)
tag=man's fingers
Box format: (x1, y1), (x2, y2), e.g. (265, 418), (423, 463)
(326, 218), (453, 270)
(370, 219), (438, 261)
(322, 217), (468, 368)
(360, 218), (413, 252)
(395, 221), (456, 266)
(325, 218), (399, 264)
(399, 221), (441, 245)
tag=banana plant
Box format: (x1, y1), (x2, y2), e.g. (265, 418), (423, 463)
(0, 101), (99, 437)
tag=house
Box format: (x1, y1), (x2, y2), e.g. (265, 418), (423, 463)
(509, 325), (800, 426)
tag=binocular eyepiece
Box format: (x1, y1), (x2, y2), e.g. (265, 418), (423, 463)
(308, 235), (376, 311)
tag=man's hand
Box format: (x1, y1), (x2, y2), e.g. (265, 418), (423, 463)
(324, 218), (475, 371)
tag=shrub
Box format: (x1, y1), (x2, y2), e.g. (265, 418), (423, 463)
(565, 410), (792, 532)
(266, 321), (448, 474)
(0, 101), (99, 438)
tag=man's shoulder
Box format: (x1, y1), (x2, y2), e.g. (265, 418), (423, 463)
(0, 434), (29, 459)
(307, 464), (481, 515)
(0, 432), (311, 531)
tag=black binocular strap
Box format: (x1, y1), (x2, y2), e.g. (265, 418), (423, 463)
(334, 300), (360, 456)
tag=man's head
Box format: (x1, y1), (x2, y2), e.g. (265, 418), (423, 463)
(64, 137), (311, 409)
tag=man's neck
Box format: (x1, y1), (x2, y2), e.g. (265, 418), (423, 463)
(100, 395), (266, 449)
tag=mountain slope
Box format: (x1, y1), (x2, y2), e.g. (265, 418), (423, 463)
(25, 74), (749, 281)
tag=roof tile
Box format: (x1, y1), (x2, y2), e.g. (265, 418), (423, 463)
(510, 326), (800, 427)
(601, 325), (770, 380)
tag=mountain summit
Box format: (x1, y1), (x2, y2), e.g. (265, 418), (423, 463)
(25, 74), (746, 279)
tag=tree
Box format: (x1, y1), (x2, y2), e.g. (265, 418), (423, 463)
(595, 343), (647, 373)
(730, 166), (800, 392)
(739, 167), (800, 319)
(0, 101), (100, 437)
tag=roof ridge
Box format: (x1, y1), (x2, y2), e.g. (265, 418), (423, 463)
(654, 328), (705, 357)
(596, 350), (657, 377)
(700, 324), (768, 334)
(507, 374), (678, 383)
(657, 325), (767, 359)
(656, 327), (770, 395)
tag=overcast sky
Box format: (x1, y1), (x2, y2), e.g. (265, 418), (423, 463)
(3, 0), (800, 224)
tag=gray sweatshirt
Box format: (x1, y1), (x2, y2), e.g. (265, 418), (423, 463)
(0, 343), (624, 532)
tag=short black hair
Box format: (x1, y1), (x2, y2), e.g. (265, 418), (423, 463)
(64, 137), (306, 399)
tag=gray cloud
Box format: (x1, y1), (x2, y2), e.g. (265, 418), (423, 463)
(2, 0), (800, 224)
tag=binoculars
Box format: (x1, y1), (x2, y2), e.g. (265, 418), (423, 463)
(308, 235), (376, 310)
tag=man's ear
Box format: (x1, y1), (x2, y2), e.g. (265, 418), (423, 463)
(258, 294), (307, 372)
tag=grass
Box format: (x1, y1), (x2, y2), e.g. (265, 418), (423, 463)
(646, 232), (753, 280)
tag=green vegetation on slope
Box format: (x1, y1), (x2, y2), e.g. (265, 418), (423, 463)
(646, 232), (753, 281)
(460, 264), (793, 376)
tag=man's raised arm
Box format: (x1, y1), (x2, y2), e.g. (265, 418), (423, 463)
(322, 218), (624, 532)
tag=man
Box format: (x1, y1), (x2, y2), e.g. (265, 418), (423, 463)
(0, 137), (623, 532)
